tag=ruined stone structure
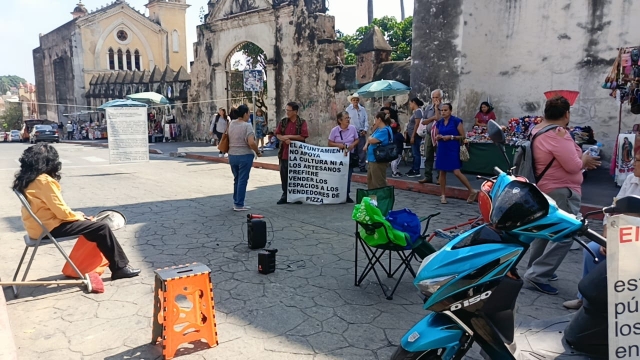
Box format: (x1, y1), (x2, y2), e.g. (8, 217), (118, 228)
(190, 0), (345, 145)
(411, 0), (640, 158)
(33, 0), (189, 123)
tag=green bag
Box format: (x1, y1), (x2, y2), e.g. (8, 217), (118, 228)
(352, 197), (408, 247)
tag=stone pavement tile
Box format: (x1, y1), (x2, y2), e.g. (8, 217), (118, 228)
(0, 154), (590, 359)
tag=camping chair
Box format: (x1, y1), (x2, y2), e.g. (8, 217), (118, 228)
(6, 190), (83, 298)
(354, 186), (440, 300)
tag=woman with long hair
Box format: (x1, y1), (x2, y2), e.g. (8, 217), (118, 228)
(435, 103), (477, 204)
(210, 107), (230, 157)
(227, 105), (262, 211)
(363, 112), (393, 189)
(328, 111), (359, 203)
(12, 144), (140, 280)
(474, 101), (496, 127)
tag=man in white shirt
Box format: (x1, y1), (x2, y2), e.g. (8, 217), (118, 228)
(66, 122), (74, 140)
(345, 94), (368, 172)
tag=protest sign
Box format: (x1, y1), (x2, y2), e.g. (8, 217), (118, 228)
(287, 141), (349, 205)
(105, 107), (149, 164)
(608, 214), (640, 359)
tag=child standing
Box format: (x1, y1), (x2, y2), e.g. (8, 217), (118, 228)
(391, 122), (405, 177)
(255, 109), (267, 150)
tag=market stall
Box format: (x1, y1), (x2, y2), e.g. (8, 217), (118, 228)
(601, 46), (640, 185)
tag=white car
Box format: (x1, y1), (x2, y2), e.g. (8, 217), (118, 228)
(10, 130), (21, 142)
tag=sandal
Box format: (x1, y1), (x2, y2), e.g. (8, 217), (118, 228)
(440, 195), (448, 204)
(467, 191), (478, 204)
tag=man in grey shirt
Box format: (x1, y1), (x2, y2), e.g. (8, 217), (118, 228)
(345, 94), (369, 172)
(418, 89), (443, 184)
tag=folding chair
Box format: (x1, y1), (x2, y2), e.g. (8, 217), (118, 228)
(5, 190), (84, 298)
(354, 186), (440, 300)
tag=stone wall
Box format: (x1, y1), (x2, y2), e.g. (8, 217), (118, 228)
(412, 0), (640, 162)
(189, 0), (343, 146)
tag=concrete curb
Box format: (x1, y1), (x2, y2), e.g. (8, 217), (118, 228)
(0, 290), (18, 360)
(183, 153), (604, 218)
(63, 141), (163, 154)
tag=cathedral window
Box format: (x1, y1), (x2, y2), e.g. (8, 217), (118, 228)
(172, 30), (179, 53)
(134, 50), (141, 70)
(126, 50), (132, 71)
(117, 49), (124, 70)
(108, 48), (115, 70)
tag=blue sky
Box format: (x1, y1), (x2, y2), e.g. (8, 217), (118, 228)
(0, 0), (413, 83)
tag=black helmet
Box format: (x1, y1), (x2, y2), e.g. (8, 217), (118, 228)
(490, 181), (549, 231)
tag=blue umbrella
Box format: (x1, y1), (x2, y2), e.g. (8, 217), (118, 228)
(355, 80), (411, 98)
(98, 99), (148, 109)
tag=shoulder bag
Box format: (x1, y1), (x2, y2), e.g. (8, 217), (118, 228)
(373, 128), (398, 163)
(218, 124), (230, 153)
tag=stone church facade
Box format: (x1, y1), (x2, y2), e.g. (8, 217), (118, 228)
(33, 0), (189, 123)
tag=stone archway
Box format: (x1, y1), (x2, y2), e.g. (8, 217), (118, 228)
(189, 0), (344, 145)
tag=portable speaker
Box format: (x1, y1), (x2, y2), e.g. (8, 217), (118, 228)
(258, 249), (277, 274)
(247, 218), (267, 249)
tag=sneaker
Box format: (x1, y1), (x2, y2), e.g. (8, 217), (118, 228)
(233, 206), (251, 211)
(562, 299), (583, 310)
(277, 198), (288, 205)
(550, 273), (558, 281)
(527, 280), (559, 295)
(392, 172), (402, 178)
(406, 170), (420, 177)
(418, 177), (432, 184)
(218, 153), (224, 158)
(346, 197), (355, 203)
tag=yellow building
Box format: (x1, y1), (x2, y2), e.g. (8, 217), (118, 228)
(33, 0), (189, 122)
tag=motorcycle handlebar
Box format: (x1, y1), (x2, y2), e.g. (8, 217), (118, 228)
(584, 228), (607, 248)
(493, 167), (505, 176)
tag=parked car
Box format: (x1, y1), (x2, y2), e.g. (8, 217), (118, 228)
(0, 131), (6, 142)
(10, 130), (21, 142)
(29, 125), (59, 144)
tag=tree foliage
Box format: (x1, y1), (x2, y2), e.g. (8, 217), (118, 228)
(0, 75), (27, 94)
(337, 16), (413, 65)
(0, 103), (23, 131)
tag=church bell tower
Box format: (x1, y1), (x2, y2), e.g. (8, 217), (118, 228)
(145, 0), (190, 70)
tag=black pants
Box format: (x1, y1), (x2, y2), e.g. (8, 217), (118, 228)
(279, 159), (289, 199)
(50, 220), (129, 272)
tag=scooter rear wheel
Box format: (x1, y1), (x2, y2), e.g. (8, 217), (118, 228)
(390, 346), (441, 359)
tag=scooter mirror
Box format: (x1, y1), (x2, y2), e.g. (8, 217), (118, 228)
(604, 195), (640, 214)
(487, 120), (505, 144)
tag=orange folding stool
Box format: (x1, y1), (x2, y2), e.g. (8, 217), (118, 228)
(152, 263), (218, 359)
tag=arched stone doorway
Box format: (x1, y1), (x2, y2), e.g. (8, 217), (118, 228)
(224, 41), (273, 125)
(189, 0), (344, 145)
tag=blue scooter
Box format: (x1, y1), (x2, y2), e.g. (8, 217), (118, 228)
(392, 120), (639, 359)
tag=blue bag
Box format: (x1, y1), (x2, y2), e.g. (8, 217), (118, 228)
(386, 208), (421, 248)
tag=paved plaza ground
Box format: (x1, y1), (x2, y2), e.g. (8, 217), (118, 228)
(0, 142), (598, 359)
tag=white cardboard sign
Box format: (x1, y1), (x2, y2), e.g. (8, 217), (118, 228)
(286, 141), (349, 205)
(607, 214), (640, 359)
(105, 107), (150, 164)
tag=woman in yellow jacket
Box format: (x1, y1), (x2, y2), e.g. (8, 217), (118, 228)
(12, 144), (140, 281)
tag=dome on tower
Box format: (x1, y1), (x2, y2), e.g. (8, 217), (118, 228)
(72, 1), (88, 18)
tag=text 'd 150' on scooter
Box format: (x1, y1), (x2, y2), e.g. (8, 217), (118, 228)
(392, 120), (639, 359)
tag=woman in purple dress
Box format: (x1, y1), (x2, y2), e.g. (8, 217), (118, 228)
(435, 103), (477, 204)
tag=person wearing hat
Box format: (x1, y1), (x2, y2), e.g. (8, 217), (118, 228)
(346, 93), (369, 172)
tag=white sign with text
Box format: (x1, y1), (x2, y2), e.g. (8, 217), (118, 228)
(106, 107), (149, 164)
(608, 214), (640, 359)
(287, 141), (349, 205)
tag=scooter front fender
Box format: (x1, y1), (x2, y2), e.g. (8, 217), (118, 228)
(400, 312), (464, 359)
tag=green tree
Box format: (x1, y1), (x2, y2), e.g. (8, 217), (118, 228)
(229, 43), (268, 112)
(337, 16), (413, 65)
(0, 75), (27, 94)
(0, 103), (23, 131)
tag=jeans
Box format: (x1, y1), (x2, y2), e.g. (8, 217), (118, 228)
(228, 154), (254, 207)
(577, 241), (606, 299)
(411, 135), (423, 172)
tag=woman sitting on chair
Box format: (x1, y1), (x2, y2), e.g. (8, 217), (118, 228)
(12, 144), (140, 281)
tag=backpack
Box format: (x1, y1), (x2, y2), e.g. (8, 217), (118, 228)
(512, 125), (559, 183)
